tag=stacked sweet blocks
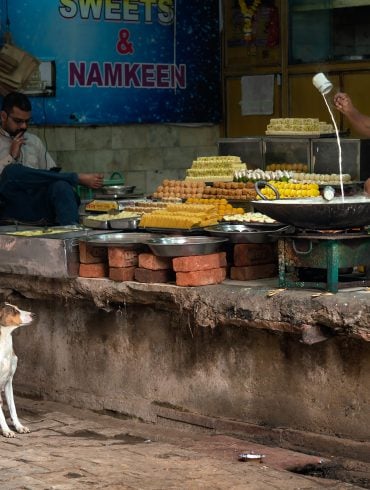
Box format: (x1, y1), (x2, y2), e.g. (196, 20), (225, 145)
(265, 117), (334, 135)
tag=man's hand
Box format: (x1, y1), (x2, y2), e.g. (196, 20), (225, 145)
(333, 92), (354, 115)
(10, 131), (26, 160)
(78, 173), (104, 189)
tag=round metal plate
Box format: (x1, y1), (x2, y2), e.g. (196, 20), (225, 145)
(79, 232), (160, 249)
(145, 236), (228, 257)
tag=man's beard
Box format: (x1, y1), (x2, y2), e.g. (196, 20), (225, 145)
(9, 128), (26, 138)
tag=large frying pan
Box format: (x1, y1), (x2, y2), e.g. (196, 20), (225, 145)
(251, 194), (370, 230)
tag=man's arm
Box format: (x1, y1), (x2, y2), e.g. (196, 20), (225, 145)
(14, 132), (57, 170)
(334, 92), (370, 137)
(0, 132), (17, 172)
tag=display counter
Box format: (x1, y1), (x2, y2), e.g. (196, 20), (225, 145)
(2, 272), (370, 461)
(219, 136), (370, 179)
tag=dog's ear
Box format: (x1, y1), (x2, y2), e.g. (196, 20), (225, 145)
(0, 303), (8, 324)
(0, 303), (18, 326)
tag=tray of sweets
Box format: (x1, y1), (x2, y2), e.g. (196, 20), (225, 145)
(138, 226), (207, 235)
(83, 213), (141, 230)
(205, 224), (292, 244)
(79, 232), (161, 250)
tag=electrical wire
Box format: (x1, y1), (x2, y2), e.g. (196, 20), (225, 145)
(5, 0), (9, 30)
(41, 96), (48, 167)
(4, 0), (11, 43)
(173, 0), (176, 94)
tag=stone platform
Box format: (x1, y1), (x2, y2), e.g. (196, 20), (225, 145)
(0, 274), (369, 461)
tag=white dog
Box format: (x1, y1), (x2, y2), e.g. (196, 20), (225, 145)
(0, 303), (34, 437)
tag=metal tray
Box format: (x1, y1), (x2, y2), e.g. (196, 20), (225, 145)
(0, 227), (110, 278)
(83, 216), (140, 230)
(145, 236), (228, 257)
(205, 224), (293, 244)
(83, 216), (110, 229)
(221, 220), (284, 229)
(3, 225), (99, 240)
(109, 217), (140, 230)
(79, 232), (161, 250)
(138, 227), (207, 235)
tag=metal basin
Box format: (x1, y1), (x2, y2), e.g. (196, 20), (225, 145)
(100, 185), (136, 196)
(252, 196), (370, 230)
(205, 224), (293, 243)
(145, 236), (228, 257)
(79, 232), (160, 250)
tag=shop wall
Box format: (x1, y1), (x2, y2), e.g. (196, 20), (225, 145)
(222, 1), (370, 138)
(30, 123), (220, 194)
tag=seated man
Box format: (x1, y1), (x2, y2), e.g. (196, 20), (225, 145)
(0, 92), (104, 225)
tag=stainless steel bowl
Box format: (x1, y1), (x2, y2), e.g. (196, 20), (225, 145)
(100, 185), (136, 196)
(205, 224), (292, 244)
(145, 236), (228, 257)
(80, 232), (160, 250)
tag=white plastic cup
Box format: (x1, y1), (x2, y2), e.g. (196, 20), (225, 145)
(312, 73), (333, 95)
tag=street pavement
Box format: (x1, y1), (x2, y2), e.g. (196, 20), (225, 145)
(0, 397), (361, 489)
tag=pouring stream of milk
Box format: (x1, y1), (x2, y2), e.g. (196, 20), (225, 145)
(322, 94), (345, 201)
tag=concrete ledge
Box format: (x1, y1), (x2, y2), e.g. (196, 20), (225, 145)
(1, 273), (369, 454)
(1, 273), (370, 342)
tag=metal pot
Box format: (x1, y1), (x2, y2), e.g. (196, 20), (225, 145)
(100, 185), (136, 196)
(252, 195), (370, 230)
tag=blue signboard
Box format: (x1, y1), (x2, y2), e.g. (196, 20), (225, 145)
(0, 1), (221, 125)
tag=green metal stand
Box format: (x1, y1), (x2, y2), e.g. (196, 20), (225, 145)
(279, 235), (370, 293)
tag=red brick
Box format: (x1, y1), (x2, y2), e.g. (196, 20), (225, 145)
(134, 267), (173, 283)
(109, 267), (136, 282)
(108, 248), (138, 268)
(173, 252), (227, 272)
(79, 262), (108, 278)
(138, 253), (172, 270)
(233, 243), (277, 267)
(230, 263), (277, 281)
(79, 241), (107, 264)
(176, 267), (226, 286)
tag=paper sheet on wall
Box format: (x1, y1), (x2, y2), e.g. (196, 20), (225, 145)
(241, 75), (274, 115)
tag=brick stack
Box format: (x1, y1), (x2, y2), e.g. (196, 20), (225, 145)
(79, 240), (277, 285)
(108, 248), (138, 281)
(79, 241), (109, 278)
(173, 252), (227, 286)
(230, 243), (277, 281)
(134, 253), (174, 283)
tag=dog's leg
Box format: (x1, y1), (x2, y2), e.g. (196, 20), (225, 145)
(4, 379), (30, 435)
(0, 392), (15, 438)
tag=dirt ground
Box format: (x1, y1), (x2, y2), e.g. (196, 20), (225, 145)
(0, 396), (367, 489)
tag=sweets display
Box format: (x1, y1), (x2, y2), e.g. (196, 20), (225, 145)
(185, 156), (247, 182)
(266, 118), (334, 135)
(257, 181), (320, 199)
(186, 198), (244, 220)
(234, 169), (292, 183)
(222, 212), (277, 224)
(140, 203), (219, 229)
(152, 178), (257, 201)
(266, 163), (308, 172)
(290, 172), (352, 185)
(152, 180), (205, 200)
(203, 181), (257, 200)
(87, 211), (141, 221)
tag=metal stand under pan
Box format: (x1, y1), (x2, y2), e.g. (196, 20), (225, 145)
(278, 229), (370, 292)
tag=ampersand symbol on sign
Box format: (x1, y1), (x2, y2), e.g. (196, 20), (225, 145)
(116, 29), (134, 55)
